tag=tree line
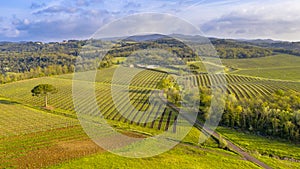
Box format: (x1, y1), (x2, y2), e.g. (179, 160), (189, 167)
(0, 65), (75, 84)
(211, 39), (273, 59)
(0, 40), (83, 74)
(197, 87), (300, 142)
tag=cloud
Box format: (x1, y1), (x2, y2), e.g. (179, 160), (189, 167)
(76, 0), (90, 6)
(12, 9), (114, 41)
(93, 13), (200, 39)
(1, 0), (146, 41)
(90, 0), (104, 4)
(2, 0), (300, 41)
(30, 2), (46, 9)
(1, 0), (200, 41)
(34, 5), (79, 15)
(202, 13), (300, 37)
(124, 2), (141, 9)
(199, 0), (300, 40)
(0, 27), (20, 38)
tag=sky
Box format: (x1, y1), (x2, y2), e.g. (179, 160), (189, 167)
(1, 0), (300, 42)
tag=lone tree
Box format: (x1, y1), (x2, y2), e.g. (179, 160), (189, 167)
(31, 84), (58, 107)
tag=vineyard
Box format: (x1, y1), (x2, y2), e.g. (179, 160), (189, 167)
(186, 74), (300, 99)
(1, 7), (300, 168)
(0, 66), (299, 134)
(1, 63), (300, 168)
(0, 98), (77, 137)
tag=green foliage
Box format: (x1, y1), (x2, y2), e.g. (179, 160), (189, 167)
(198, 87), (212, 120)
(31, 84), (58, 97)
(2, 66), (299, 141)
(3, 37), (300, 168)
(107, 37), (197, 61)
(211, 39), (273, 59)
(157, 76), (182, 105)
(218, 135), (228, 149)
(0, 64), (75, 84)
(0, 40), (80, 73)
(218, 90), (300, 142)
(31, 84), (58, 107)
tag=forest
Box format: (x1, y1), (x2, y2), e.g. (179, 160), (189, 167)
(210, 39), (273, 58)
(0, 35), (299, 84)
(197, 87), (300, 142)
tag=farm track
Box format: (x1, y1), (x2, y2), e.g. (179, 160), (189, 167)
(163, 96), (272, 169)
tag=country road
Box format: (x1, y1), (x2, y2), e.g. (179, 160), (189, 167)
(194, 120), (272, 169)
(159, 91), (272, 169)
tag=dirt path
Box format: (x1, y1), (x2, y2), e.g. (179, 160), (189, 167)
(161, 93), (272, 169)
(196, 122), (272, 169)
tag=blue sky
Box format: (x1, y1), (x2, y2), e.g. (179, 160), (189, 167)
(1, 0), (300, 41)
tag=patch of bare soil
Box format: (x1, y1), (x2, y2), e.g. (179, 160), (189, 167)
(42, 106), (55, 111)
(14, 139), (104, 169)
(12, 128), (147, 169)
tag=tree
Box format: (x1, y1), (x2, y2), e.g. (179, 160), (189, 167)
(157, 76), (182, 105)
(31, 84), (58, 107)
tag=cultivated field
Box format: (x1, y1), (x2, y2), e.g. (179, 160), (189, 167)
(1, 67), (299, 133)
(1, 63), (299, 168)
(0, 97), (77, 137)
(221, 54), (300, 81)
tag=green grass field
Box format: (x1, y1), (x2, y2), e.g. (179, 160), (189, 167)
(48, 144), (260, 169)
(233, 67), (300, 81)
(221, 54), (300, 81)
(217, 127), (300, 169)
(221, 54), (300, 69)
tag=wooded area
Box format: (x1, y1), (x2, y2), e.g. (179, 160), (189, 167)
(198, 87), (300, 142)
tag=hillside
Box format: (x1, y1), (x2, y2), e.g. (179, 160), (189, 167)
(1, 63), (300, 168)
(222, 54), (300, 81)
(1, 35), (300, 169)
(1, 34), (299, 79)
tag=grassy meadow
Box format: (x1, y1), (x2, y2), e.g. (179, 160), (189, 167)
(217, 127), (300, 169)
(221, 54), (300, 81)
(48, 144), (260, 169)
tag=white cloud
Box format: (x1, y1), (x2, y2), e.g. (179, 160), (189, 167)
(198, 0), (300, 40)
(0, 27), (20, 38)
(23, 19), (30, 25)
(2, 0), (300, 41)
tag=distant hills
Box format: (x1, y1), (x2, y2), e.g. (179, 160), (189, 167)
(209, 37), (300, 56)
(1, 34), (300, 54)
(108, 34), (300, 57)
(1, 33), (300, 74)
